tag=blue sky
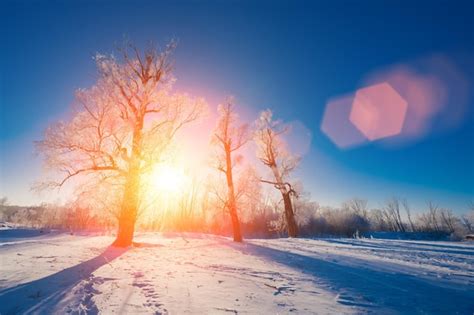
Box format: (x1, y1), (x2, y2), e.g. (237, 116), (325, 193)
(0, 0), (473, 212)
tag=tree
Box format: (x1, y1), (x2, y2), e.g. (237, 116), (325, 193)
(370, 208), (390, 231)
(384, 198), (405, 232)
(460, 202), (474, 233)
(234, 166), (262, 224)
(461, 211), (474, 233)
(37, 42), (206, 247)
(254, 110), (299, 237)
(343, 198), (369, 220)
(401, 199), (416, 232)
(428, 201), (441, 232)
(439, 208), (456, 233)
(212, 99), (249, 242)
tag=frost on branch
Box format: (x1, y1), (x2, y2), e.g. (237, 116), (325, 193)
(35, 41), (207, 246)
(254, 109), (300, 237)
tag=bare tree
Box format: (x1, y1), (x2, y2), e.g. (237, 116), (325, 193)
(439, 208), (456, 233)
(344, 198), (369, 220)
(381, 208), (397, 231)
(384, 198), (405, 232)
(37, 42), (206, 247)
(254, 110), (299, 237)
(461, 216), (473, 233)
(427, 201), (441, 232)
(460, 202), (474, 233)
(235, 166), (262, 223)
(461, 210), (474, 233)
(416, 202), (442, 232)
(401, 199), (416, 232)
(212, 99), (249, 242)
(0, 197), (8, 219)
(370, 208), (389, 231)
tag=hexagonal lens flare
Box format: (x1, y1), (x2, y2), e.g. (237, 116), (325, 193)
(321, 94), (368, 149)
(322, 55), (470, 149)
(349, 82), (408, 141)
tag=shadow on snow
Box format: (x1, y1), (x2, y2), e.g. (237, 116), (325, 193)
(0, 246), (127, 315)
(228, 241), (474, 314)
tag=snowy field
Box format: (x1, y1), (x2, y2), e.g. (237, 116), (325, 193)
(0, 230), (473, 314)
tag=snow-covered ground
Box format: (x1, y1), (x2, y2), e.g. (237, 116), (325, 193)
(0, 231), (473, 314)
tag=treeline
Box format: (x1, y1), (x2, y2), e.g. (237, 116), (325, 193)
(1, 196), (472, 241)
(297, 199), (473, 240)
(0, 198), (114, 232)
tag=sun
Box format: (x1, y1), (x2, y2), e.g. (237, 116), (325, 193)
(147, 164), (189, 195)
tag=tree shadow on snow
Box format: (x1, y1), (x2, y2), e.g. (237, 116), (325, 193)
(0, 246), (127, 315)
(228, 242), (474, 314)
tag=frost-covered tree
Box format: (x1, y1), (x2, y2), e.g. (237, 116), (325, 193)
(37, 42), (206, 246)
(461, 203), (474, 233)
(235, 166), (262, 223)
(401, 199), (416, 232)
(343, 198), (369, 221)
(384, 198), (406, 232)
(439, 208), (456, 233)
(212, 99), (250, 242)
(254, 110), (299, 237)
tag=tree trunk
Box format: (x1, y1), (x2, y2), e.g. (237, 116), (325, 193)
(270, 165), (298, 238)
(225, 145), (242, 242)
(282, 191), (298, 237)
(113, 175), (139, 247)
(229, 202), (242, 242)
(113, 121), (143, 247)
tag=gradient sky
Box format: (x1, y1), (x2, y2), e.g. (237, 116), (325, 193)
(1, 0), (473, 213)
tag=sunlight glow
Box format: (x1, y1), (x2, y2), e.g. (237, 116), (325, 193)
(148, 164), (189, 195)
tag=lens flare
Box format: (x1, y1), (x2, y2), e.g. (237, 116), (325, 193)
(350, 82), (408, 141)
(321, 94), (368, 149)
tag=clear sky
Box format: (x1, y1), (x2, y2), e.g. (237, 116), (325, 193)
(0, 0), (473, 213)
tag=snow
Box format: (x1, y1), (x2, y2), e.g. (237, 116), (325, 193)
(0, 221), (18, 230)
(363, 231), (451, 241)
(0, 231), (473, 314)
